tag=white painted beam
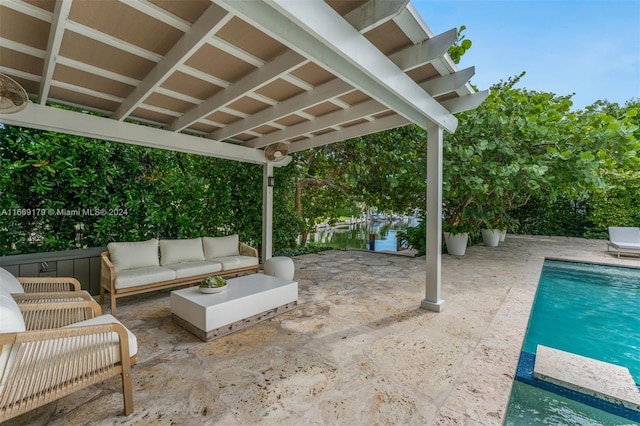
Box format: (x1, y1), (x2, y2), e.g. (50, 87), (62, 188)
(215, 0), (458, 133)
(441, 90), (490, 114)
(112, 5), (231, 120)
(247, 99), (387, 148)
(209, 78), (353, 141)
(168, 50), (307, 132)
(389, 28), (457, 72)
(3, 104), (267, 164)
(39, 0), (72, 105)
(420, 66), (475, 98)
(288, 114), (409, 153)
(344, 0), (409, 33)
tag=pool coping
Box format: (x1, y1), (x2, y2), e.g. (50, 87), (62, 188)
(515, 350), (640, 422)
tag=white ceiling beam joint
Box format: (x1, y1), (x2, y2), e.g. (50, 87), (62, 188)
(56, 57), (140, 86)
(169, 49), (306, 132)
(208, 78), (353, 141)
(123, 0), (191, 32)
(389, 28), (457, 72)
(0, 38), (46, 58)
(39, 0), (72, 105)
(1, 0), (52, 22)
(66, 21), (162, 62)
(344, 0), (410, 33)
(112, 6), (232, 120)
(420, 66), (475, 97)
(0, 67), (40, 82)
(289, 114), (410, 153)
(248, 98), (387, 148)
(208, 36), (265, 68)
(440, 90), (490, 114)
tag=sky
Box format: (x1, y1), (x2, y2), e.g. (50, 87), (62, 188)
(412, 0), (640, 110)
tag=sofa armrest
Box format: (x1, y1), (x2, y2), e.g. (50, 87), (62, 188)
(17, 277), (81, 292)
(239, 242), (258, 258)
(18, 300), (103, 330)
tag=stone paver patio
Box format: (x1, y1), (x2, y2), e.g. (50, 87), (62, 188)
(7, 235), (639, 425)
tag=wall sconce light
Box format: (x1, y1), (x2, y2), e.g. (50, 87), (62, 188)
(267, 176), (275, 187)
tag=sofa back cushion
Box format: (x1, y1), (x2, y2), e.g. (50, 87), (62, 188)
(160, 238), (205, 266)
(203, 235), (239, 260)
(0, 267), (24, 294)
(107, 239), (159, 272)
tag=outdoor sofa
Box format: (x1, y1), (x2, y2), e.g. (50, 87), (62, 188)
(607, 226), (640, 258)
(100, 235), (259, 314)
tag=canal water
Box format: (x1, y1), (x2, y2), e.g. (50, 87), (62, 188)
(308, 217), (417, 252)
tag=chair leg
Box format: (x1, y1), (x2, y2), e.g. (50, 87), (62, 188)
(111, 293), (117, 315)
(121, 368), (134, 415)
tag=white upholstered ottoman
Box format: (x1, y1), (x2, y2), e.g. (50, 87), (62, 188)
(264, 256), (295, 280)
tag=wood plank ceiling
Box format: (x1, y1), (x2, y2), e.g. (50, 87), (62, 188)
(0, 0), (487, 164)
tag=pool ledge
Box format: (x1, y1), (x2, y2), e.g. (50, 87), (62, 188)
(534, 345), (640, 412)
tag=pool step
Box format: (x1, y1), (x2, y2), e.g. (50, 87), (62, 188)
(534, 345), (640, 412)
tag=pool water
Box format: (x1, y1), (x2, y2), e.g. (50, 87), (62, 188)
(505, 259), (640, 423)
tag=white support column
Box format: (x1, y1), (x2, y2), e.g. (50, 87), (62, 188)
(262, 163), (275, 262)
(421, 120), (444, 312)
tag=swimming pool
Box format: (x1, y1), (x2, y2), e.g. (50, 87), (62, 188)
(505, 259), (640, 423)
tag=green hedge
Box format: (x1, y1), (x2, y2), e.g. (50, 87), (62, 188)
(0, 125), (301, 255)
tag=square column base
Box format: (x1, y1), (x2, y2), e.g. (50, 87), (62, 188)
(420, 299), (445, 312)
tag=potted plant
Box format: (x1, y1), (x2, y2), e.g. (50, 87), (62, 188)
(442, 199), (477, 256)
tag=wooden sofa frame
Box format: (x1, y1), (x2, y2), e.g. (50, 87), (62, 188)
(100, 242), (259, 315)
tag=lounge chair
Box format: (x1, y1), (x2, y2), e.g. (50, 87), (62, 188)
(607, 226), (640, 258)
(0, 287), (136, 421)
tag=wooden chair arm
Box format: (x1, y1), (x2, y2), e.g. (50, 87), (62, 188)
(239, 242), (258, 258)
(18, 300), (103, 330)
(12, 291), (94, 303)
(17, 276), (82, 292)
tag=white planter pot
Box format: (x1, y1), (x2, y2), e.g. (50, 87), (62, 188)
(481, 229), (501, 247)
(499, 229), (507, 242)
(444, 232), (469, 256)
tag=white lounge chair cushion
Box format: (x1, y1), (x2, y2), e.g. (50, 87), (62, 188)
(203, 235), (239, 260)
(63, 314), (138, 358)
(166, 261), (222, 279)
(213, 255), (259, 271)
(0, 267), (24, 294)
(160, 238), (205, 266)
(114, 266), (176, 289)
(0, 288), (26, 333)
(108, 238), (159, 272)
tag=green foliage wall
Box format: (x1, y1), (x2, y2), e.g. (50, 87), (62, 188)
(0, 125), (301, 255)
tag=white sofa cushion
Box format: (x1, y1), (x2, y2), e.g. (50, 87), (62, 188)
(0, 288), (26, 333)
(203, 235), (239, 260)
(213, 256), (259, 271)
(108, 238), (159, 272)
(166, 261), (222, 279)
(160, 238), (204, 266)
(114, 266), (176, 289)
(0, 267), (24, 294)
(63, 314), (138, 358)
